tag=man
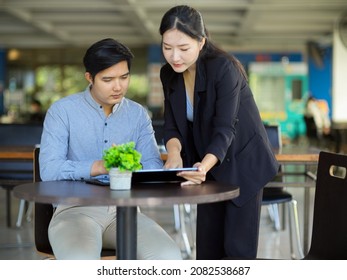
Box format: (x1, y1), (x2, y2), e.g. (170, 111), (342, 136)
(39, 38), (182, 260)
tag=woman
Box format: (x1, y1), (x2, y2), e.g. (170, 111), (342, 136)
(159, 5), (279, 259)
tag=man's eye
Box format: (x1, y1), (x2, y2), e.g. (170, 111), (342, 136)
(181, 48), (189, 52)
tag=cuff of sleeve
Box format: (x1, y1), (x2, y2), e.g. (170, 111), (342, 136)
(74, 161), (94, 180)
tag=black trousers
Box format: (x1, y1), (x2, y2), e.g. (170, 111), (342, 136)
(196, 188), (263, 260)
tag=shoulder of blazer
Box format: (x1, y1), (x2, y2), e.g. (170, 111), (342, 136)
(196, 56), (234, 80)
(195, 56), (231, 91)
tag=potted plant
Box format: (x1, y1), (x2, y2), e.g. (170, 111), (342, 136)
(103, 141), (142, 190)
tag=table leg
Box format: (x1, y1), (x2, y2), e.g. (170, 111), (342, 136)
(333, 128), (342, 153)
(6, 188), (11, 227)
(116, 206), (137, 260)
(304, 170), (317, 255)
(303, 187), (310, 255)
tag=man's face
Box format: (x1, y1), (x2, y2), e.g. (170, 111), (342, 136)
(85, 60), (130, 111)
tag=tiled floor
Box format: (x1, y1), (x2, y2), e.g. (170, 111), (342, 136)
(0, 182), (315, 260)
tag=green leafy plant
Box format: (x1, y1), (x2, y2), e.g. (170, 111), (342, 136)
(103, 142), (142, 172)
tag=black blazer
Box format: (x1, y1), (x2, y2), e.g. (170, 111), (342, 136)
(160, 55), (279, 206)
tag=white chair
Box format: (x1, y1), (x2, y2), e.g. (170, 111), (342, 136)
(173, 204), (196, 258)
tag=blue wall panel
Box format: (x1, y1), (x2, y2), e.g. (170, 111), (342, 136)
(307, 46), (332, 117)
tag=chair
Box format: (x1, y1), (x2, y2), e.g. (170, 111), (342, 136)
(0, 123), (43, 227)
(0, 178), (32, 227)
(33, 147), (116, 259)
(172, 203), (196, 258)
(304, 151), (347, 259)
(0, 152), (34, 227)
(262, 124), (304, 259)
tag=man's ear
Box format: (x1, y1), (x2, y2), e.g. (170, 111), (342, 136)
(85, 72), (93, 84)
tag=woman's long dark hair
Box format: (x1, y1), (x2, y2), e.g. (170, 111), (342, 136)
(159, 5), (247, 80)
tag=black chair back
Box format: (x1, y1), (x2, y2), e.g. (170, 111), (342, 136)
(304, 151), (347, 259)
(33, 147), (116, 258)
(33, 147), (54, 255)
(0, 123), (42, 180)
(264, 124), (282, 149)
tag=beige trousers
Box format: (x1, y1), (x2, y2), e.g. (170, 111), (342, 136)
(48, 205), (182, 260)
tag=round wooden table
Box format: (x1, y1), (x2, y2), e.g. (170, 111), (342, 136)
(14, 180), (239, 259)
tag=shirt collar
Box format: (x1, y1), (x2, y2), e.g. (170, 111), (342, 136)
(83, 85), (123, 113)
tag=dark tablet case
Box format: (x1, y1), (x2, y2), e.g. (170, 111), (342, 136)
(84, 167), (198, 185)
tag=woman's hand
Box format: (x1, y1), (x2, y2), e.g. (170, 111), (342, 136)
(177, 162), (206, 186)
(177, 153), (218, 186)
(164, 152), (183, 169)
(164, 138), (183, 169)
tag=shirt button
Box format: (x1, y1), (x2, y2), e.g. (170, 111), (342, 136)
(104, 140), (108, 143)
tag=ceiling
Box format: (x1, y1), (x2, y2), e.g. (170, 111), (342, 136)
(1, 0), (347, 53)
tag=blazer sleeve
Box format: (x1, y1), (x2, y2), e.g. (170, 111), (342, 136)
(200, 58), (243, 162)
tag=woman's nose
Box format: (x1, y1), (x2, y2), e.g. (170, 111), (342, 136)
(171, 49), (180, 61)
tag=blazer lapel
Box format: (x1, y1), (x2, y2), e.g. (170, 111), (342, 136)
(193, 59), (207, 124)
(167, 73), (188, 139)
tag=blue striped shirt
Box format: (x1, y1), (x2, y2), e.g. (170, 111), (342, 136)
(39, 86), (163, 181)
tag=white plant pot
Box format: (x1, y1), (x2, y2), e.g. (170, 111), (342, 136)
(109, 168), (132, 191)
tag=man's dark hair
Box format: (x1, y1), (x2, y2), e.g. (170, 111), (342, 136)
(83, 38), (134, 79)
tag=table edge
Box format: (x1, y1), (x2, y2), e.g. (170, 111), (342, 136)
(13, 181), (240, 207)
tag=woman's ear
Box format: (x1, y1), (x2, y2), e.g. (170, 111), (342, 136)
(199, 37), (206, 50)
(85, 72), (93, 84)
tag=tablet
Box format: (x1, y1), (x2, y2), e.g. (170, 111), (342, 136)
(84, 167), (198, 186)
(84, 178), (110, 186)
(132, 167), (198, 183)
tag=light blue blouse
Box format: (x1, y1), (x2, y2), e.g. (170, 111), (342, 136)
(186, 92), (194, 122)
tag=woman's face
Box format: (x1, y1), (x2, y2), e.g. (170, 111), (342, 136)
(162, 28), (205, 73)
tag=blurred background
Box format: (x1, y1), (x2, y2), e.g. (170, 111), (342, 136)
(1, 0), (347, 142)
(1, 0), (347, 261)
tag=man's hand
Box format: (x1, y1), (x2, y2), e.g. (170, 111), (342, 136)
(91, 160), (108, 176)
